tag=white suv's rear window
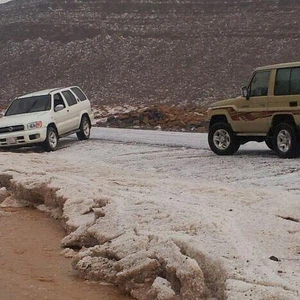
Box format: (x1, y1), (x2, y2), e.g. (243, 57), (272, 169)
(62, 91), (77, 106)
(71, 87), (87, 101)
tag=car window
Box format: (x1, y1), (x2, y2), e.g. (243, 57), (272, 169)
(71, 87), (87, 101)
(275, 67), (300, 95)
(290, 68), (300, 95)
(53, 93), (66, 109)
(275, 68), (291, 95)
(62, 90), (77, 106)
(5, 95), (51, 116)
(249, 71), (270, 97)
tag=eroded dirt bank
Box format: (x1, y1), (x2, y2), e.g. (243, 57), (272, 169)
(0, 207), (132, 300)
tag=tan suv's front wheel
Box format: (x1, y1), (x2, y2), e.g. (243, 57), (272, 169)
(208, 123), (240, 155)
(273, 123), (300, 158)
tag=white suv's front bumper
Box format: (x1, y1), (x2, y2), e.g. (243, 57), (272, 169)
(0, 127), (47, 147)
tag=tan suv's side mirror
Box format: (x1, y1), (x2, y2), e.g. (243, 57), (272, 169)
(241, 86), (250, 100)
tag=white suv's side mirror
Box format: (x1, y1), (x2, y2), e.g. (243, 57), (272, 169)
(54, 104), (64, 112)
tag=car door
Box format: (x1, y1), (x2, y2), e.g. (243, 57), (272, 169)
(61, 90), (81, 131)
(267, 67), (300, 126)
(52, 92), (72, 135)
(238, 70), (270, 133)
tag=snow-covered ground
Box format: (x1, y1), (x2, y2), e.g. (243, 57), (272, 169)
(0, 127), (300, 300)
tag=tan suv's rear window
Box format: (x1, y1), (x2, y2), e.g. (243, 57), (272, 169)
(275, 67), (300, 95)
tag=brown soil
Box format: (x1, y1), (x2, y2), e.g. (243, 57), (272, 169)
(0, 207), (132, 300)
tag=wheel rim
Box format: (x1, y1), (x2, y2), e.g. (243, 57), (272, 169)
(83, 120), (90, 136)
(213, 129), (231, 150)
(277, 129), (291, 153)
(49, 131), (58, 149)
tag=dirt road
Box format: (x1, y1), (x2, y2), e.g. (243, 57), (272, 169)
(0, 207), (132, 300)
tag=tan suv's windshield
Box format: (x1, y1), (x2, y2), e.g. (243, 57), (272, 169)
(249, 71), (270, 97)
(5, 95), (51, 116)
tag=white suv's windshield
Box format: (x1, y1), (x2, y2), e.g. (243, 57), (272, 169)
(5, 95), (51, 116)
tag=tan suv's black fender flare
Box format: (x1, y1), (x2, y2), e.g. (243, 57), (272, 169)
(209, 114), (229, 128)
(268, 114), (297, 136)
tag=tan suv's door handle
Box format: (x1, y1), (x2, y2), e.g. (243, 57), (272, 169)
(290, 101), (297, 107)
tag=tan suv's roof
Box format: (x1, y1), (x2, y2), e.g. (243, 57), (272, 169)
(255, 61), (300, 71)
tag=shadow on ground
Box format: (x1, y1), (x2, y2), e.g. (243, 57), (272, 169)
(0, 138), (78, 154)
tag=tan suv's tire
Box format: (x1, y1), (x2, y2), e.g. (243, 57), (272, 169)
(208, 123), (240, 155)
(265, 139), (274, 151)
(273, 123), (300, 158)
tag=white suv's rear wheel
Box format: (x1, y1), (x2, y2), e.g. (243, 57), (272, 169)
(76, 116), (91, 140)
(208, 123), (240, 155)
(273, 123), (300, 158)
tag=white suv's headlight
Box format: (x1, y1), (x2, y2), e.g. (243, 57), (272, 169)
(27, 121), (43, 130)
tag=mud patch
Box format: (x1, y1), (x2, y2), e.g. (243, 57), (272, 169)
(0, 207), (132, 300)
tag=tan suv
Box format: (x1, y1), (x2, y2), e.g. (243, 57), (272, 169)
(207, 62), (300, 158)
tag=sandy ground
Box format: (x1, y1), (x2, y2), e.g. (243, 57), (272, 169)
(0, 207), (132, 300)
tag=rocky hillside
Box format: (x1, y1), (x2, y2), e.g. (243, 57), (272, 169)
(94, 105), (207, 132)
(1, 0), (300, 107)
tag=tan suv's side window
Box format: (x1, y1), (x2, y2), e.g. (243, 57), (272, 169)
(275, 67), (300, 95)
(249, 71), (270, 97)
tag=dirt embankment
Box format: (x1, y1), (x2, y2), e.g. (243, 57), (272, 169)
(94, 105), (207, 132)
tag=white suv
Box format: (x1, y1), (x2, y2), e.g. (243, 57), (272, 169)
(0, 86), (94, 151)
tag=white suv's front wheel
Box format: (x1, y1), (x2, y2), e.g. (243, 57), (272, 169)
(42, 127), (59, 152)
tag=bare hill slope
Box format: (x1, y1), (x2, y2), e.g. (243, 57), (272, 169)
(1, 0), (300, 106)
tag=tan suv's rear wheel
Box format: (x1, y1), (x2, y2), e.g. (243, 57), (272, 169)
(208, 123), (240, 155)
(273, 123), (300, 158)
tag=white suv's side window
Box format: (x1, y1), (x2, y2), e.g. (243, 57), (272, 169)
(53, 93), (66, 110)
(62, 91), (77, 106)
(71, 87), (87, 101)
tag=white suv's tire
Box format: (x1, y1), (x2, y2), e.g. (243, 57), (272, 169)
(273, 123), (300, 158)
(208, 123), (240, 155)
(42, 127), (59, 152)
(76, 116), (91, 140)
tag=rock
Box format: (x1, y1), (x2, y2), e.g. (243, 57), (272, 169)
(0, 187), (10, 203)
(0, 196), (28, 208)
(60, 248), (77, 258)
(0, 210), (10, 217)
(269, 256), (280, 262)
